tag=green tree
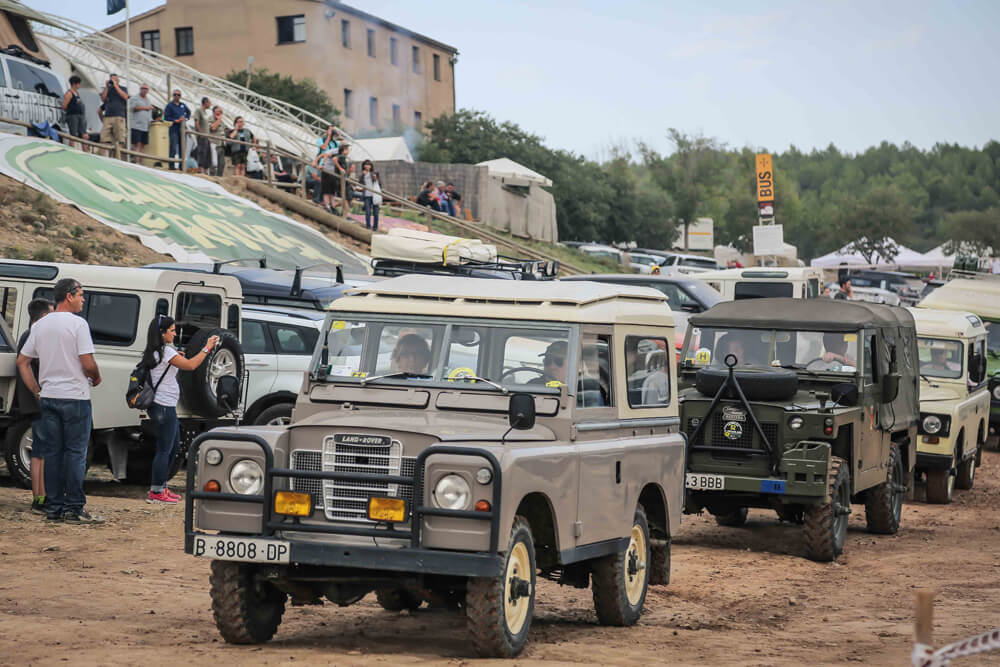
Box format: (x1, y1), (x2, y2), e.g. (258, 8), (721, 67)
(943, 208), (1000, 255)
(833, 185), (914, 262)
(224, 68), (339, 123)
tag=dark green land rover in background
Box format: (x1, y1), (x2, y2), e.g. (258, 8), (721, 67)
(678, 299), (920, 561)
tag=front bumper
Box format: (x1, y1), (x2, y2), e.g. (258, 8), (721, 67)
(916, 452), (953, 472)
(184, 432), (504, 578)
(687, 441), (831, 504)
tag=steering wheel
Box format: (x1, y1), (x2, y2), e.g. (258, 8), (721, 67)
(805, 357), (842, 371)
(500, 366), (547, 383)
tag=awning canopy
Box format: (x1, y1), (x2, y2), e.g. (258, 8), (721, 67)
(475, 157), (552, 187)
(351, 136), (414, 163)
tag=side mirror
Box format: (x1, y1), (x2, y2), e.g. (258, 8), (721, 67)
(216, 375), (240, 412)
(831, 383), (858, 407)
(508, 392), (536, 431)
(881, 372), (900, 404)
(970, 353), (986, 384)
(680, 302), (701, 313)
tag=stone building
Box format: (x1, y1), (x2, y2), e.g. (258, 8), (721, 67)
(104, 0), (457, 135)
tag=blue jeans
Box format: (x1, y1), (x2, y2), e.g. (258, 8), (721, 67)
(148, 404), (180, 492)
(168, 126), (181, 169)
(37, 398), (92, 516)
(364, 197), (380, 230)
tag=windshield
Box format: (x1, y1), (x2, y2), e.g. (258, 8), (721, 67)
(681, 327), (859, 374)
(733, 282), (794, 299)
(918, 337), (963, 379)
(318, 316), (573, 389)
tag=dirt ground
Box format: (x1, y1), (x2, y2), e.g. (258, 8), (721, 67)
(0, 449), (998, 666)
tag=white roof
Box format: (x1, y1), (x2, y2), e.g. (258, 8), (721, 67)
(918, 278), (1000, 319)
(695, 267), (821, 282)
(475, 157), (552, 187)
(351, 136), (414, 163)
(907, 307), (987, 339)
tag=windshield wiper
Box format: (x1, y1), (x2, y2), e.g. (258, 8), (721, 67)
(445, 375), (509, 394)
(358, 371), (431, 385)
(919, 374), (939, 387)
(777, 364), (818, 377)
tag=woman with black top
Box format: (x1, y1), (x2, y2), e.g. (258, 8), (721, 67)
(62, 76), (86, 149)
(360, 159), (382, 230)
(331, 144), (353, 215)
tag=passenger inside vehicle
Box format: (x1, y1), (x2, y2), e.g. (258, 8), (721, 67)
(577, 339), (610, 407)
(390, 333), (432, 374)
(714, 333), (746, 365)
(817, 333), (856, 369)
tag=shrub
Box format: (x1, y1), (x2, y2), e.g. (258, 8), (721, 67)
(71, 225), (84, 238)
(5, 246), (24, 259)
(68, 240), (90, 262)
(32, 246), (56, 262)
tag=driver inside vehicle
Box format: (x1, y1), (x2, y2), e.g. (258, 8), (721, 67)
(819, 333), (856, 369)
(531, 340), (568, 385)
(926, 347), (960, 374)
(390, 333), (432, 374)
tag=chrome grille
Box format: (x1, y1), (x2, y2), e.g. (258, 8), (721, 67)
(321, 435), (415, 523)
(290, 450), (323, 509)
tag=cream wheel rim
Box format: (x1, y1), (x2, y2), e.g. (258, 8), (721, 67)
(504, 542), (531, 635)
(624, 523), (647, 606)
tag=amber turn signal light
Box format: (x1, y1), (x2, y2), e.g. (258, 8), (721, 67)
(204, 480), (221, 493)
(474, 500), (491, 512)
(275, 491), (312, 517)
(368, 497), (406, 523)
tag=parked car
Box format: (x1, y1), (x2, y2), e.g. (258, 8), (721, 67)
(1, 259), (244, 487)
(184, 276), (686, 657)
(0, 46), (66, 136)
(825, 281), (902, 306)
(659, 253), (719, 274)
(845, 270), (922, 305)
(696, 267), (823, 300)
(678, 298), (919, 561)
(629, 252), (667, 274)
(908, 307), (988, 503)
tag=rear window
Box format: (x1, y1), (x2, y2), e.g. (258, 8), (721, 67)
(272, 324), (318, 355)
(32, 287), (139, 346)
(6, 60), (62, 97)
(733, 282), (794, 300)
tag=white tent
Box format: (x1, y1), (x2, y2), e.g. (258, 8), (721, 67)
(811, 238), (929, 268)
(352, 136), (414, 163)
(475, 157), (552, 187)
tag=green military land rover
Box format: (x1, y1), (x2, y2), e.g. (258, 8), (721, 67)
(678, 299), (920, 561)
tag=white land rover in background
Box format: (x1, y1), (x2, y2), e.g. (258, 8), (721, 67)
(0, 47), (66, 135)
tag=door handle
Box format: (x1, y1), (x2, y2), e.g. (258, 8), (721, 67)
(245, 362), (269, 367)
(5, 94), (19, 99)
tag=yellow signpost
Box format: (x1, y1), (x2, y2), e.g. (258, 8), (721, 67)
(756, 153), (774, 202)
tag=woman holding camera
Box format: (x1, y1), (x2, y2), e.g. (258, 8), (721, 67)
(141, 315), (218, 504)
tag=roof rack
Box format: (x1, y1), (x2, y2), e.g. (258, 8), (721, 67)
(291, 263), (344, 295)
(211, 257), (268, 273)
(371, 255), (559, 281)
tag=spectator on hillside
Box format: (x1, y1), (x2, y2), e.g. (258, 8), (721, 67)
(17, 278), (103, 525)
(208, 105), (226, 177)
(416, 181), (435, 208)
(163, 89), (191, 170)
(128, 84), (153, 160)
(451, 190), (463, 218)
(61, 75), (86, 150)
(270, 153), (293, 183)
(435, 181), (449, 214)
(312, 140), (340, 214)
(99, 74), (128, 155)
(227, 116), (252, 177)
(834, 278), (853, 300)
(360, 159), (382, 231)
(317, 124), (341, 156)
(246, 143), (264, 180)
(444, 183), (460, 217)
(330, 144), (354, 214)
(193, 96), (213, 174)
(15, 298), (53, 514)
(305, 164), (322, 203)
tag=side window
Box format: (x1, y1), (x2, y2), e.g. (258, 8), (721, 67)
(0, 322), (11, 352)
(577, 333), (612, 408)
(625, 336), (670, 408)
(807, 278), (819, 298)
(32, 287), (139, 346)
(863, 333), (877, 384)
(241, 320), (272, 355)
(6, 60), (62, 96)
(1, 286), (18, 330)
(175, 292), (221, 347)
(502, 332), (566, 385)
(226, 304), (239, 336)
(273, 325), (318, 355)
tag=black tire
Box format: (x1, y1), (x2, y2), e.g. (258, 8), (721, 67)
(955, 454), (976, 490)
(714, 507), (748, 527)
(375, 588), (422, 612)
(209, 560), (286, 644)
(253, 402), (295, 427)
(803, 457), (850, 562)
(592, 507), (651, 626)
(925, 468), (953, 504)
(695, 367), (798, 401)
(865, 443), (905, 534)
(649, 537), (671, 586)
(180, 328), (244, 418)
(3, 419), (34, 488)
(466, 516), (536, 658)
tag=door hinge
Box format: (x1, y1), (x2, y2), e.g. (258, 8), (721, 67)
(573, 521), (583, 537)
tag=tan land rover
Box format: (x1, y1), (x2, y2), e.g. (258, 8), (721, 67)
(184, 276), (686, 658)
(908, 307), (990, 503)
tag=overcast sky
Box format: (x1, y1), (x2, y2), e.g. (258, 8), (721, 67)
(26, 0), (1000, 159)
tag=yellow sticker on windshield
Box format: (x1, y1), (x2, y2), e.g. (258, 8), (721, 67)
(332, 320), (346, 330)
(695, 348), (712, 364)
(843, 333), (857, 342)
(350, 371), (368, 378)
(545, 380), (564, 388)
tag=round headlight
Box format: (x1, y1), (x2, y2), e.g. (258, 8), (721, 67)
(229, 459), (264, 495)
(788, 416), (804, 430)
(205, 448), (223, 465)
(922, 415), (942, 435)
(993, 385), (1000, 401)
(475, 467), (493, 485)
(433, 474), (471, 510)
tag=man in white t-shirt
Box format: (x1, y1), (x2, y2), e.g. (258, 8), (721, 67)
(17, 278), (104, 524)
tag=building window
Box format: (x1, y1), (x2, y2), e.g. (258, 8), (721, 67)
(392, 104), (400, 127)
(390, 37), (398, 65)
(343, 89), (352, 118)
(276, 15), (305, 44)
(369, 97), (378, 126)
(141, 29), (160, 53)
(175, 27), (194, 56)
(341, 19), (350, 48)
(412, 46), (420, 74)
(433, 53), (441, 81)
(413, 110), (422, 128)
(367, 29), (375, 57)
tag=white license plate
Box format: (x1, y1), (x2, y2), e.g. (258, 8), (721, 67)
(686, 473), (725, 491)
(193, 535), (291, 563)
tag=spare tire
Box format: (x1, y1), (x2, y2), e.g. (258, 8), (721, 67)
(695, 367), (798, 402)
(180, 328), (244, 417)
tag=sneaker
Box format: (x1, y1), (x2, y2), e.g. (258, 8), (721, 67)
(62, 509), (106, 524)
(46, 512), (63, 522)
(31, 498), (47, 515)
(163, 488), (181, 501)
(147, 490), (178, 504)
